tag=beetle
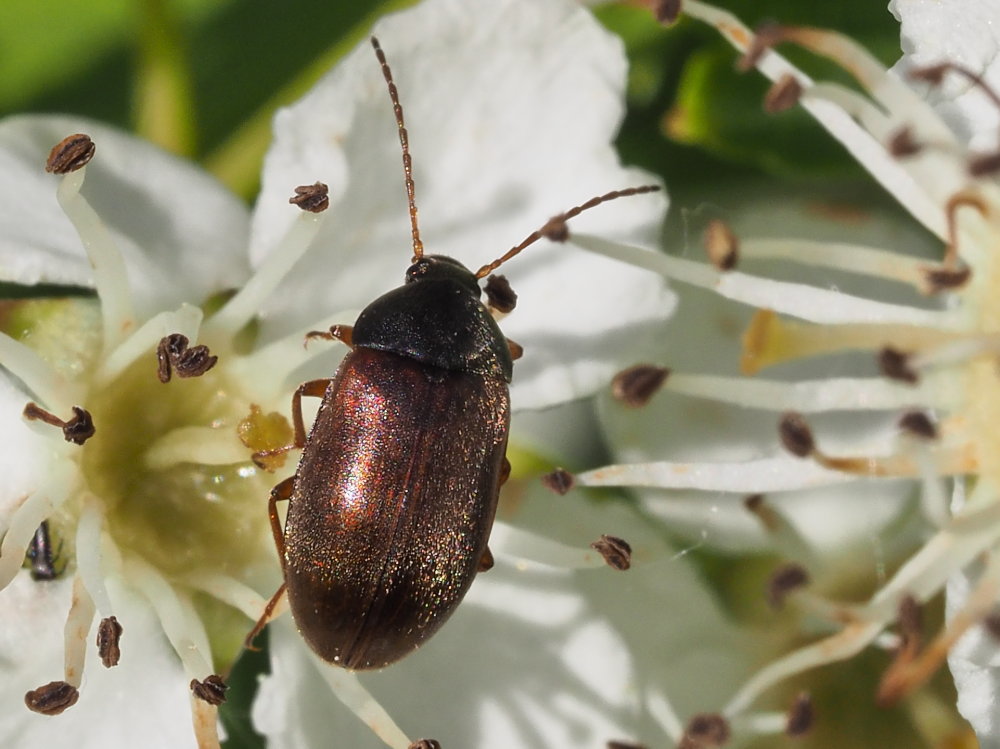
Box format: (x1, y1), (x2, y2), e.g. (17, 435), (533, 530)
(25, 521), (62, 582)
(246, 37), (658, 670)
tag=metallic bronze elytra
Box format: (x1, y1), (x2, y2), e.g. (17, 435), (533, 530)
(247, 36), (660, 670)
(285, 348), (509, 667)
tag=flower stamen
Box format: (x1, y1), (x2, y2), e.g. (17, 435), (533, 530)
(777, 411), (975, 477)
(91, 304), (204, 386)
(879, 550), (1000, 705)
(156, 333), (218, 383)
(702, 219), (739, 270)
(63, 574), (97, 690)
(24, 681), (80, 716)
(741, 310), (957, 374)
(0, 332), (82, 414)
(203, 186), (329, 339)
(570, 233), (952, 327)
(908, 62), (1000, 170)
(45, 134), (96, 175)
(744, 494), (814, 561)
(765, 562), (810, 609)
(678, 712), (730, 749)
(590, 534), (632, 570)
(489, 523), (633, 570)
(96, 615), (122, 668)
(49, 138), (136, 351)
(22, 402), (95, 445)
(641, 368), (946, 412)
(611, 364), (671, 407)
(125, 555), (223, 748)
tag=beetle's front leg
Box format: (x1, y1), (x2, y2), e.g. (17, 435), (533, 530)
(251, 378), (333, 466)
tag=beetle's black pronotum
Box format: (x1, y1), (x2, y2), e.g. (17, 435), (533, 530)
(247, 37), (658, 669)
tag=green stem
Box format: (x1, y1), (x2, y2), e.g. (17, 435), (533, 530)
(134, 0), (197, 156)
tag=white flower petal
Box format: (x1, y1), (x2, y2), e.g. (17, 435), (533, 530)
(257, 478), (757, 748)
(251, 0), (671, 408)
(0, 374), (54, 519)
(0, 115), (250, 316)
(0, 573), (195, 747)
(948, 558), (1000, 746)
(890, 0), (1000, 152)
(598, 189), (938, 552)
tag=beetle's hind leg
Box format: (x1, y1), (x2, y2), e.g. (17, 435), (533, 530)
(251, 378), (332, 467)
(245, 476), (296, 650)
(245, 583), (288, 651)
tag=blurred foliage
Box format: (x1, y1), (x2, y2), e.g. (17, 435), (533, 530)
(0, 1), (921, 747)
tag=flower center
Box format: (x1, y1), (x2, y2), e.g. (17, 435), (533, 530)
(80, 341), (270, 579)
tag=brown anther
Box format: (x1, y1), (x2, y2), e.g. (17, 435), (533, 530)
(887, 126), (922, 158)
(61, 407), (96, 445)
(45, 134), (95, 174)
(968, 151), (1000, 177)
(766, 562), (810, 609)
(785, 692), (814, 736)
(541, 468), (575, 495)
(23, 402), (96, 445)
(608, 742), (647, 749)
(408, 741), (441, 749)
(908, 63), (949, 87)
(898, 594), (923, 649)
(652, 0), (680, 25)
(289, 181), (330, 213)
(612, 364), (671, 407)
(744, 494), (780, 532)
(778, 412), (815, 457)
(478, 546), (495, 572)
(921, 264), (971, 292)
(678, 713), (731, 749)
(540, 214), (570, 242)
(737, 22), (784, 72)
(190, 674), (228, 705)
(157, 333), (218, 383)
(764, 74), (803, 114)
(703, 219), (740, 270)
(484, 274), (518, 314)
(591, 535), (632, 571)
(24, 681), (79, 715)
(877, 346), (919, 384)
(899, 411), (937, 440)
(96, 615), (123, 668)
(982, 612), (1000, 641)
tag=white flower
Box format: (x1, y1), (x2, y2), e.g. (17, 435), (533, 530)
(555, 0), (1000, 745)
(0, 0), (675, 747)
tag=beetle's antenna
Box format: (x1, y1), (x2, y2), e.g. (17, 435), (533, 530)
(371, 36), (424, 262)
(474, 185), (661, 279)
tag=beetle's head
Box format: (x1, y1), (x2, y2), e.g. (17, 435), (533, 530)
(405, 254), (481, 295)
